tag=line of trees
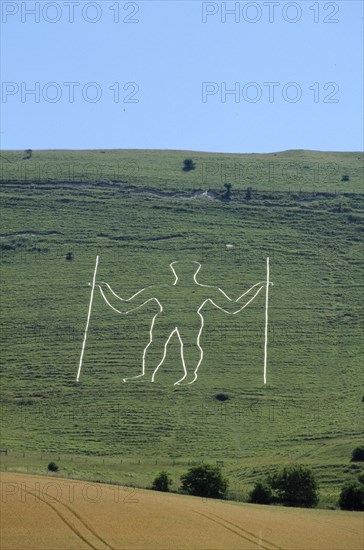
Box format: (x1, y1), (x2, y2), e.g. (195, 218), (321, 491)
(152, 464), (320, 507)
(152, 455), (364, 511)
(46, 445), (364, 510)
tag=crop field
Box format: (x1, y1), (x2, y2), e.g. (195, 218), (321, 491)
(0, 149), (363, 510)
(1, 472), (363, 550)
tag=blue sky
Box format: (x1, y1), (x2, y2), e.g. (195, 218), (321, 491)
(1, 0), (363, 153)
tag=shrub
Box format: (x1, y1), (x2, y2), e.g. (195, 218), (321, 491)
(47, 461), (59, 472)
(221, 183), (232, 201)
(182, 159), (196, 172)
(245, 187), (252, 200)
(17, 397), (35, 406)
(249, 481), (272, 504)
(180, 464), (228, 499)
(23, 149), (32, 160)
(341, 175), (350, 182)
(351, 446), (364, 462)
(66, 252), (74, 261)
(269, 465), (319, 507)
(151, 471), (172, 492)
(215, 393), (230, 402)
(339, 482), (364, 511)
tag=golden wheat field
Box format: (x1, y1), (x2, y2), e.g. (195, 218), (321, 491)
(0, 473), (362, 550)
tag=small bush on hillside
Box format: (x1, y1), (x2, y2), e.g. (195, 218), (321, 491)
(0, 243), (15, 251)
(339, 481), (364, 511)
(341, 175), (350, 182)
(182, 159), (196, 172)
(23, 149), (32, 160)
(66, 252), (74, 261)
(151, 471), (172, 492)
(245, 187), (252, 200)
(180, 464), (228, 499)
(47, 461), (59, 472)
(269, 465), (319, 508)
(221, 183), (232, 201)
(351, 446), (364, 462)
(249, 481), (272, 504)
(215, 393), (230, 402)
(17, 397), (35, 406)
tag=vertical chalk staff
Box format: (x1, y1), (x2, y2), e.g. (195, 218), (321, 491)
(77, 255), (99, 382)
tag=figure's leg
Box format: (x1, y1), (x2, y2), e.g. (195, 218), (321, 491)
(150, 327), (177, 382)
(124, 317), (174, 382)
(174, 321), (204, 385)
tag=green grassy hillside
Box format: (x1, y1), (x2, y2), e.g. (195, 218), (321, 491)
(1, 149), (363, 507)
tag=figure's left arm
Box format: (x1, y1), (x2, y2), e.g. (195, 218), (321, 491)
(235, 281), (273, 313)
(208, 281), (272, 314)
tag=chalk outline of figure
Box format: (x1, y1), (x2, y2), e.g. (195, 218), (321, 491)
(98, 261), (272, 385)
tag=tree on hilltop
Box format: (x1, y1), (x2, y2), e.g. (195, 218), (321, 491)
(182, 159), (196, 172)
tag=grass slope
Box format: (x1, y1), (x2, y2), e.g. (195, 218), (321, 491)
(0, 149), (363, 507)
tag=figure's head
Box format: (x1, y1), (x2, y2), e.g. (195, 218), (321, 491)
(169, 261), (201, 284)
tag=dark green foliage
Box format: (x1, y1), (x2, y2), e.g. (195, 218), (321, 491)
(23, 149), (32, 160)
(17, 397), (35, 406)
(341, 175), (350, 182)
(182, 159), (196, 172)
(351, 446), (364, 462)
(151, 471), (172, 492)
(0, 243), (15, 251)
(66, 252), (74, 261)
(215, 393), (230, 402)
(245, 187), (253, 200)
(269, 465), (319, 507)
(180, 464), (228, 499)
(249, 481), (272, 504)
(47, 461), (59, 472)
(221, 183), (232, 200)
(338, 481), (364, 511)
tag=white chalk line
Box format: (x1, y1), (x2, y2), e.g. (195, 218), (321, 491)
(97, 261), (272, 385)
(264, 257), (270, 385)
(77, 255), (99, 383)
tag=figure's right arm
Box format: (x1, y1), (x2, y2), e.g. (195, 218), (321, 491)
(97, 282), (158, 314)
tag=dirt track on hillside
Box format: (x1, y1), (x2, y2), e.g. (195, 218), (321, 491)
(1, 473), (363, 550)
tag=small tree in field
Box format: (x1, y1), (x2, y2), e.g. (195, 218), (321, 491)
(249, 481), (272, 504)
(269, 465), (319, 508)
(351, 446), (364, 462)
(182, 159), (196, 172)
(180, 464), (228, 499)
(47, 461), (59, 472)
(151, 471), (172, 492)
(339, 481), (364, 511)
